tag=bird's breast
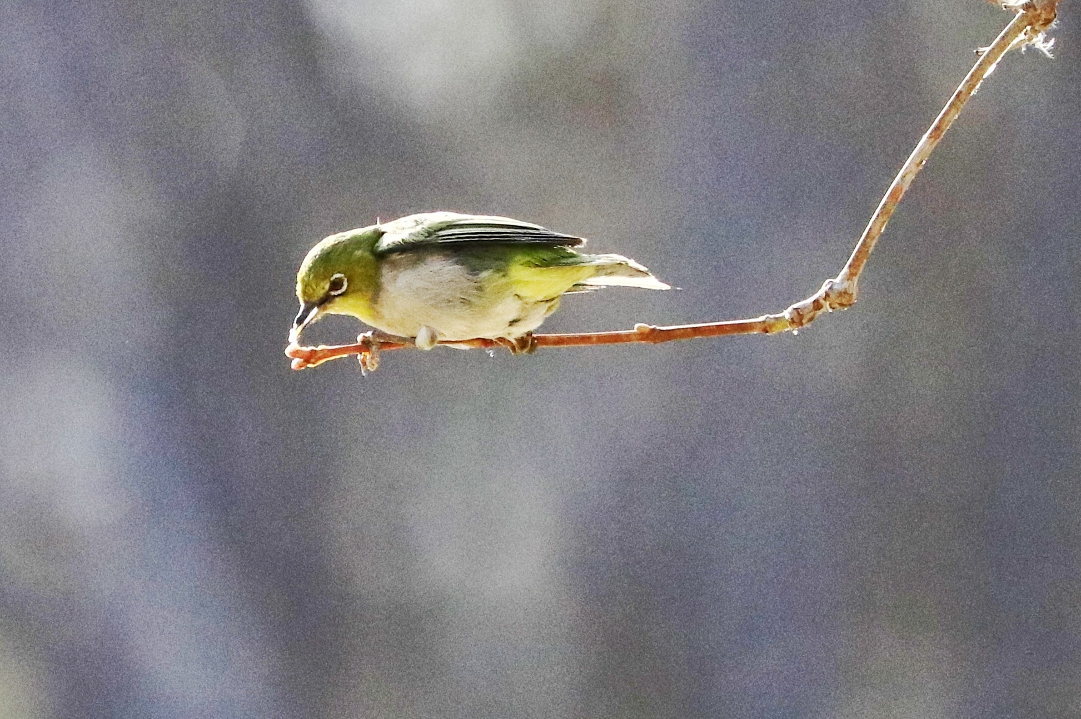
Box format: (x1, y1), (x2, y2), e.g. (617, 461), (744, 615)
(371, 251), (549, 341)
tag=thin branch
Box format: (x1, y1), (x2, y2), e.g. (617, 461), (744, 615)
(286, 1), (1058, 372)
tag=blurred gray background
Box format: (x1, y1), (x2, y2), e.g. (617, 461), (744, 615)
(2, 0), (1079, 717)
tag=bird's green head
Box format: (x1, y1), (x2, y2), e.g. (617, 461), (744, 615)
(291, 226), (382, 343)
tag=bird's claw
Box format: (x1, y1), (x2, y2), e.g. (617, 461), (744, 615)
(356, 330), (414, 374)
(357, 332), (382, 375)
(497, 333), (537, 355)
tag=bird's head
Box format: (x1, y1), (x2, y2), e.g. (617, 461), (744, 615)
(291, 226), (382, 343)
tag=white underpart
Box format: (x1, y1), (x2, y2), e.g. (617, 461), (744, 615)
(372, 254), (553, 343)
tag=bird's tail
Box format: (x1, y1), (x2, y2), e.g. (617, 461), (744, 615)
(576, 253), (670, 290)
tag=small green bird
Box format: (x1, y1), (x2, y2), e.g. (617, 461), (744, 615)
(291, 212), (669, 356)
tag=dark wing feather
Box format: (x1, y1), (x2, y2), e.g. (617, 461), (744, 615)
(374, 212), (585, 255)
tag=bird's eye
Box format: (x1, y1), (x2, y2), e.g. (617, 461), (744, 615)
(327, 273), (348, 296)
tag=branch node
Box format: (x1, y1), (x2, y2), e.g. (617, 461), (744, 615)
(1018, 0), (1057, 32)
(632, 323), (667, 344)
(779, 275), (862, 332)
(826, 277), (859, 310)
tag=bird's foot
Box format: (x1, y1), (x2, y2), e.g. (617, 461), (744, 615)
(497, 333), (537, 355)
(356, 332), (380, 375)
(357, 330), (415, 374)
(352, 331), (396, 375)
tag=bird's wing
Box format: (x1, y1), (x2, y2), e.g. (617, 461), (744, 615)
(374, 212), (585, 255)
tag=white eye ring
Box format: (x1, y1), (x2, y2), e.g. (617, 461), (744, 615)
(328, 273), (348, 296)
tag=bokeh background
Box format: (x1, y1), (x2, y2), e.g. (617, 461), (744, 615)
(2, 0), (1080, 716)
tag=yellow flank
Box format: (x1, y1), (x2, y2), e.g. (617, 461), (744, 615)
(505, 262), (597, 302)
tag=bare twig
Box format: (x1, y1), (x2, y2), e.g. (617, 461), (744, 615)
(286, 1), (1058, 372)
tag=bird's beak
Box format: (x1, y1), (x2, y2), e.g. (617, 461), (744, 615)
(290, 301), (321, 344)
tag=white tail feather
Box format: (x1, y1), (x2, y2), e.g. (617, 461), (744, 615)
(579, 253), (670, 290)
(581, 274), (670, 290)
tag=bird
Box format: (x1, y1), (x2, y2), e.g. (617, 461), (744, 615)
(290, 211), (669, 360)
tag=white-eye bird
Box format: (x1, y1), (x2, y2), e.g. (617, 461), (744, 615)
(291, 212), (669, 354)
